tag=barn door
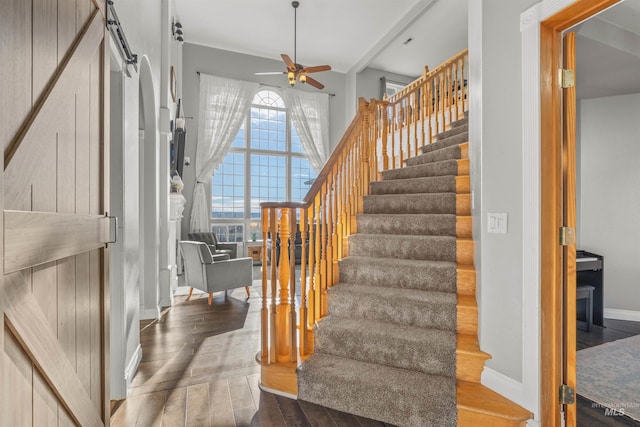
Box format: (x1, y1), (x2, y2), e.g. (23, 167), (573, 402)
(0, 1), (110, 426)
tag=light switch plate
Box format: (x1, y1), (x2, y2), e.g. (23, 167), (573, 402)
(488, 212), (508, 234)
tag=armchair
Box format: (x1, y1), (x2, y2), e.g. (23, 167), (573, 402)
(179, 241), (252, 305)
(187, 232), (237, 259)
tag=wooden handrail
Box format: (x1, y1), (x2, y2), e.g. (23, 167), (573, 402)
(258, 49), (469, 395)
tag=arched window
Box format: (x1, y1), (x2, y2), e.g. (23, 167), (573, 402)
(211, 89), (317, 242)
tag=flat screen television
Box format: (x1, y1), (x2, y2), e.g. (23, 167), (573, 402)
(171, 127), (186, 178)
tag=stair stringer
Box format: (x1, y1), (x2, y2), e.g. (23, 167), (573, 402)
(451, 122), (533, 426)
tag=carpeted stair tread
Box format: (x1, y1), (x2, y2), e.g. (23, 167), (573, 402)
(370, 175), (457, 195)
(314, 316), (456, 377)
(298, 353), (456, 427)
(348, 234), (456, 262)
(411, 143), (466, 165)
(450, 116), (468, 128)
(356, 214), (456, 236)
(339, 256), (457, 293)
(328, 283), (456, 331)
(383, 158), (459, 180)
(363, 193), (456, 215)
(421, 131), (468, 155)
(437, 123), (468, 141)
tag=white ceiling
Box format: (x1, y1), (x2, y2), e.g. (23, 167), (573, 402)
(174, 0), (639, 97)
(173, 0), (467, 77)
(574, 0), (640, 99)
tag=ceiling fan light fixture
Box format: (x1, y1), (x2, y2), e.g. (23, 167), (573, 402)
(299, 74), (307, 83)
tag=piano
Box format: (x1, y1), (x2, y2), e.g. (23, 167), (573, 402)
(576, 250), (604, 327)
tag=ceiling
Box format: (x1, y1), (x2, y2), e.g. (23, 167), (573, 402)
(574, 0), (640, 99)
(174, 0), (639, 97)
(173, 0), (467, 77)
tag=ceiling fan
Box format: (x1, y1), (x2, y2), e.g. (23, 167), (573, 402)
(255, 1), (331, 90)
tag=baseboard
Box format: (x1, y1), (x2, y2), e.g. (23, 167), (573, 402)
(140, 305), (161, 320)
(604, 308), (640, 322)
(158, 297), (172, 308)
(482, 367), (529, 413)
(124, 344), (142, 390)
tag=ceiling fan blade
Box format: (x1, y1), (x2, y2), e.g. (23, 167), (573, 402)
(305, 76), (325, 90)
(281, 54), (296, 70)
(255, 72), (285, 75)
(300, 65), (331, 74)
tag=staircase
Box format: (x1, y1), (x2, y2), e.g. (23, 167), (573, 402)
(297, 116), (532, 426)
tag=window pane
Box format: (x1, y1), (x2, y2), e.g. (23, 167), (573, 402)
(211, 152), (245, 219)
(291, 157), (317, 202)
(211, 224), (244, 243)
(250, 154), (286, 218)
(253, 89), (285, 108)
(250, 106), (286, 151)
(232, 122), (245, 148)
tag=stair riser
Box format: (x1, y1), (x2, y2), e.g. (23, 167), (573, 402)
(314, 325), (456, 377)
(363, 193), (459, 215)
(356, 214), (457, 237)
(339, 258), (457, 293)
(457, 304), (478, 335)
(436, 123), (469, 141)
(383, 159), (459, 181)
(370, 176), (456, 195)
(412, 142), (469, 166)
(457, 266), (476, 295)
(456, 353), (487, 382)
(422, 131), (469, 154)
(349, 235), (456, 262)
(328, 291), (457, 331)
(457, 216), (472, 238)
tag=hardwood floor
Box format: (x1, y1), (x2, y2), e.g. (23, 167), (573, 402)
(111, 274), (390, 427)
(576, 319), (640, 426)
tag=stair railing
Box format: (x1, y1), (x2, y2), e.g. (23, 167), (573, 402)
(258, 49), (468, 394)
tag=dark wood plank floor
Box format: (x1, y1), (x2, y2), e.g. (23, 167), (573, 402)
(111, 276), (389, 427)
(576, 319), (640, 426)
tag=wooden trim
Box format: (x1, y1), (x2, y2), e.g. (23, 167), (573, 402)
(2, 272), (104, 427)
(539, 1), (621, 426)
(100, 21), (111, 424)
(4, 211), (108, 273)
(4, 9), (104, 207)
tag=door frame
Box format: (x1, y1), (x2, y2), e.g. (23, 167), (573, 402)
(538, 0), (620, 426)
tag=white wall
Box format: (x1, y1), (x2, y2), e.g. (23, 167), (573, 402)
(578, 92), (640, 315)
(108, 0), (181, 398)
(470, 0), (538, 385)
(356, 67), (418, 102)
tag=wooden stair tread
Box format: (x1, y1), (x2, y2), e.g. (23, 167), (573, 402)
(456, 333), (490, 359)
(457, 380), (533, 421)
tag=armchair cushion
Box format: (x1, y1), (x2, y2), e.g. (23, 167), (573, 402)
(188, 232), (237, 259)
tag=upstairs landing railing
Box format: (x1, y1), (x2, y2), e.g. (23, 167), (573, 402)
(258, 49), (469, 395)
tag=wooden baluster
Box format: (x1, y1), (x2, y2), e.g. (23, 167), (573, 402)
(269, 207), (278, 363)
(320, 184), (328, 316)
(335, 161), (343, 262)
(306, 204), (316, 348)
(300, 207), (310, 357)
(463, 53), (468, 113)
(381, 104), (389, 174)
(288, 208), (297, 364)
(454, 59), (460, 121)
(448, 65), (453, 126)
(261, 208), (269, 362)
(390, 104), (396, 169)
(440, 72), (446, 134)
(314, 194), (322, 321)
(326, 175), (335, 288)
(276, 208), (291, 362)
(413, 91), (419, 158)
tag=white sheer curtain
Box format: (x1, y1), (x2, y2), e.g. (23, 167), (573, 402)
(189, 74), (258, 232)
(282, 89), (330, 172)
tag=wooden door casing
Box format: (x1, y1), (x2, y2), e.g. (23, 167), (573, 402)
(0, 1), (110, 426)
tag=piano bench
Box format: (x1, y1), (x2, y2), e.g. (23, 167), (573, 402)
(577, 285), (595, 332)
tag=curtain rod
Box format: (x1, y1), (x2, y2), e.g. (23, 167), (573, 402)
(196, 71), (335, 97)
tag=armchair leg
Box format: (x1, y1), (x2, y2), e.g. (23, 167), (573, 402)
(186, 288), (194, 301)
(208, 293), (213, 306)
(245, 286), (251, 298)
